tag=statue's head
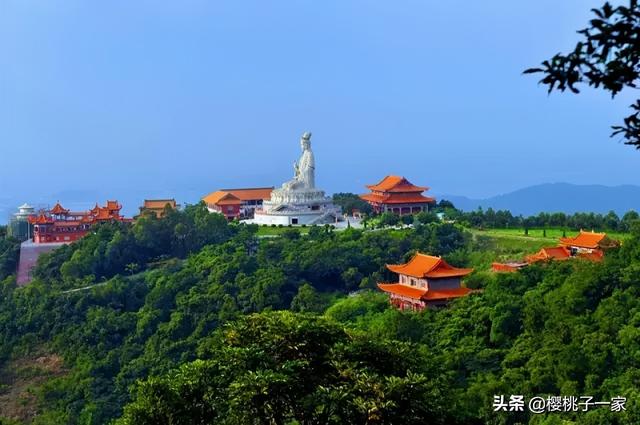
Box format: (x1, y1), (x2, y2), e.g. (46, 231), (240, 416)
(300, 132), (312, 150)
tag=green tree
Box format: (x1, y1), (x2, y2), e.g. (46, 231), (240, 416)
(378, 212), (399, 227)
(117, 311), (451, 425)
(290, 283), (324, 313)
(400, 214), (414, 226)
(415, 211), (438, 225)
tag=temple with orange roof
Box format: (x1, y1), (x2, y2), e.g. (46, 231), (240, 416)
(378, 252), (474, 310)
(360, 175), (435, 215)
(202, 187), (274, 220)
(27, 200), (131, 244)
(490, 261), (528, 273)
(559, 230), (620, 254)
(525, 246), (572, 263)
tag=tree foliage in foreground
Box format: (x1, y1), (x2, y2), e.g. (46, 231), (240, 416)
(117, 311), (451, 425)
(526, 0), (640, 149)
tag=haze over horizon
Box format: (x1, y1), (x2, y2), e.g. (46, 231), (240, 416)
(2, 0), (639, 208)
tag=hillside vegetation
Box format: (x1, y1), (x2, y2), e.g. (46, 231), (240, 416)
(0, 205), (638, 424)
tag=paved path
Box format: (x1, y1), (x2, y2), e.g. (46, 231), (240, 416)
(61, 281), (109, 294)
(17, 241), (67, 286)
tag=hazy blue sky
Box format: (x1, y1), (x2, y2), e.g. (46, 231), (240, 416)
(1, 0), (639, 213)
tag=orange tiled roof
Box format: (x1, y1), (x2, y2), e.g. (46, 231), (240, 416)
(222, 187), (274, 201)
(94, 208), (113, 220)
(377, 283), (472, 301)
(360, 193), (435, 204)
(422, 287), (472, 300)
(377, 283), (427, 299)
(216, 198), (243, 206)
(28, 213), (54, 224)
(203, 191), (237, 205)
(50, 202), (69, 215)
(106, 200), (122, 211)
(526, 246), (572, 263)
(559, 231), (613, 249)
(366, 175), (428, 193)
(203, 187), (273, 205)
(143, 199), (177, 210)
(386, 253), (473, 278)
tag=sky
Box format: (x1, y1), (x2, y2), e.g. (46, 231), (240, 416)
(1, 0), (639, 217)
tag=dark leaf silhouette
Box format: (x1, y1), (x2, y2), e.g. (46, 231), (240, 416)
(525, 0), (640, 149)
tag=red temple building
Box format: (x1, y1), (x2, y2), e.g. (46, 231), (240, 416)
(27, 201), (131, 244)
(203, 187), (273, 220)
(360, 175), (435, 215)
(378, 252), (474, 310)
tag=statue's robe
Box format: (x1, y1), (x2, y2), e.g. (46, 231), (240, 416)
(297, 150), (315, 189)
(283, 148), (315, 191)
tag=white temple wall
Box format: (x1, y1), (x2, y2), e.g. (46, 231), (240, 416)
(253, 212), (329, 226)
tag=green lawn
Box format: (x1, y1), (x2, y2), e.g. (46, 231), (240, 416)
(480, 227), (631, 241)
(256, 225), (311, 236)
(465, 229), (551, 269)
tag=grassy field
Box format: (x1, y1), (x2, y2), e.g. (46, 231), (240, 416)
(465, 229), (552, 270)
(256, 225), (311, 236)
(480, 227), (631, 241)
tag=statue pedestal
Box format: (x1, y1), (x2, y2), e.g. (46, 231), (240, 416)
(251, 188), (341, 226)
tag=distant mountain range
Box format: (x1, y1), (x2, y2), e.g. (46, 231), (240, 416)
(1, 183), (639, 225)
(437, 183), (640, 217)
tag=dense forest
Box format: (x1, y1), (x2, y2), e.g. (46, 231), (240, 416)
(332, 194), (640, 232)
(0, 204), (639, 424)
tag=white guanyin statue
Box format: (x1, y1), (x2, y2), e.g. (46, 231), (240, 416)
(282, 132), (315, 191)
(251, 130), (341, 225)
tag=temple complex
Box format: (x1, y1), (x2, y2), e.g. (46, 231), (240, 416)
(16, 200), (131, 286)
(251, 132), (341, 225)
(27, 201), (130, 244)
(492, 230), (617, 272)
(378, 252), (474, 310)
(360, 175), (435, 215)
(203, 188), (273, 220)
